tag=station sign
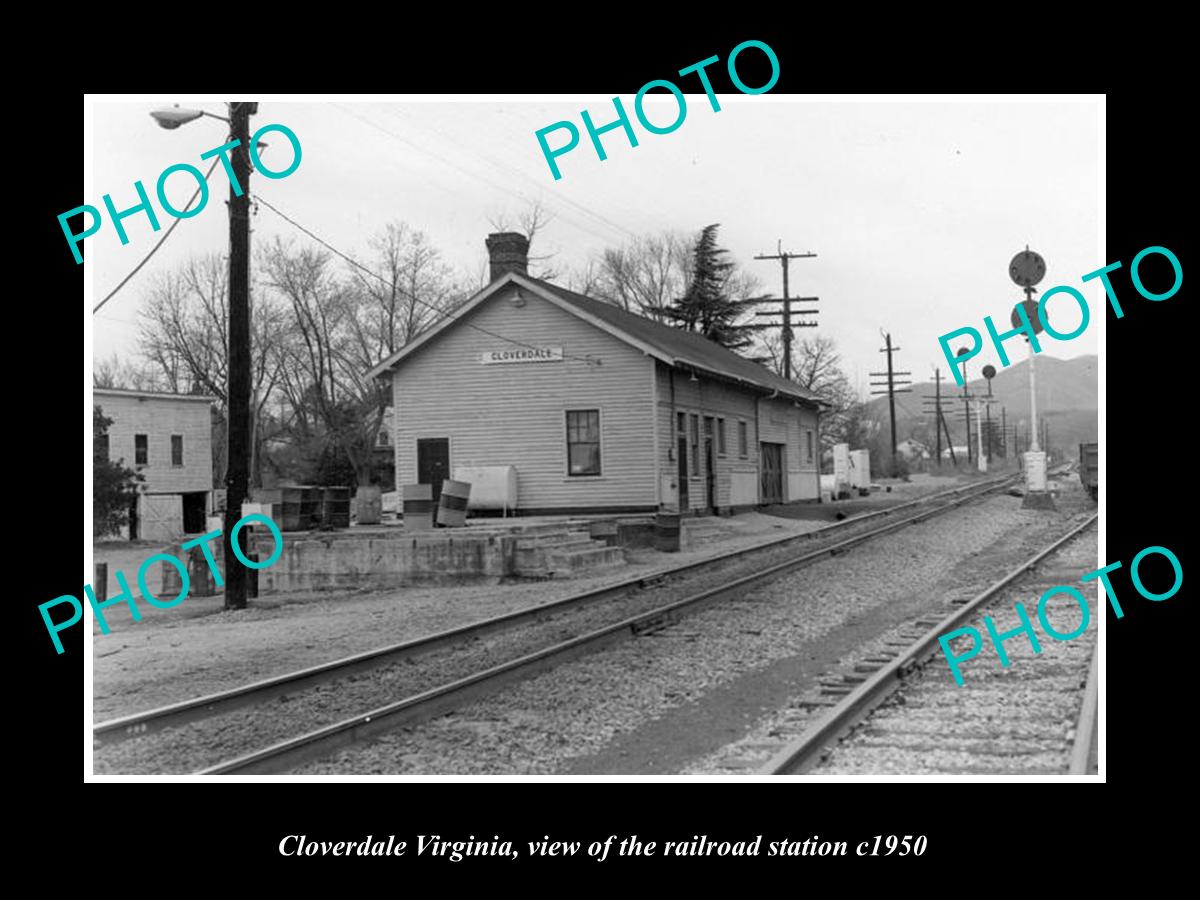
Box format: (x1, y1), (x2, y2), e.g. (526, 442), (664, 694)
(480, 347), (564, 365)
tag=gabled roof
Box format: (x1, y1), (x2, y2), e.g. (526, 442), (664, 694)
(93, 387), (217, 404)
(366, 272), (826, 407)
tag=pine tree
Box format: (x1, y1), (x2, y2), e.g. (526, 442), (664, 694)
(655, 224), (755, 351)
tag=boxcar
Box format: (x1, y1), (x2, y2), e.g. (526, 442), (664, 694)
(1078, 442), (1098, 501)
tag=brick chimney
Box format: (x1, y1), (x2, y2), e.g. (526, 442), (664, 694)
(486, 231), (530, 282)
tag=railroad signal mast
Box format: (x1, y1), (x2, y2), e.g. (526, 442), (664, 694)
(955, 346), (974, 465)
(753, 241), (818, 380)
(1008, 246), (1054, 509)
(870, 331), (912, 471)
(974, 364), (999, 472)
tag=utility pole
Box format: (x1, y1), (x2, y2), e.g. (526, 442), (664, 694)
(1000, 407), (1007, 458)
(922, 368), (957, 465)
(870, 332), (912, 472)
(930, 369), (943, 464)
(224, 101), (255, 611)
(753, 242), (817, 380)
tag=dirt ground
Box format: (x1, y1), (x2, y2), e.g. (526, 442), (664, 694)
(90, 471), (988, 722)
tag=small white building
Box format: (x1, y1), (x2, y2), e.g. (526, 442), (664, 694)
(367, 233), (827, 516)
(93, 388), (215, 540)
(897, 439), (930, 460)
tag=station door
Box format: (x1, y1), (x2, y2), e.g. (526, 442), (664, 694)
(760, 443), (784, 505)
(417, 438), (451, 507)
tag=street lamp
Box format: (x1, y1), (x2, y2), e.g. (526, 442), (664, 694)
(150, 105), (229, 129)
(153, 100), (256, 611)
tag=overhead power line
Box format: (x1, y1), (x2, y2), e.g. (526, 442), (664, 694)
(253, 193), (600, 365)
(92, 153), (225, 315)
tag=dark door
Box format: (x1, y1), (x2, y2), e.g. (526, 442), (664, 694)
(128, 495), (139, 540)
(677, 435), (689, 511)
(760, 442), (784, 505)
(704, 417), (716, 513)
(417, 438), (450, 507)
(182, 492), (207, 534)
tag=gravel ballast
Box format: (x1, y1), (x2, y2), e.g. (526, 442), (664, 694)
(290, 486), (1089, 774)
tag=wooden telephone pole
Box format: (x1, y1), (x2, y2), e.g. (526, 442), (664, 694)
(224, 101), (255, 611)
(870, 332), (912, 470)
(753, 242), (817, 380)
(922, 367), (957, 465)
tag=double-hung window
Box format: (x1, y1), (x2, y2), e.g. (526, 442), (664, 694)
(566, 410), (601, 476)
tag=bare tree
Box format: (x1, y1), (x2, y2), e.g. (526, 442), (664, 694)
(588, 231), (694, 320)
(92, 354), (165, 390)
(137, 253), (288, 485)
(260, 237), (387, 486)
(755, 332), (862, 455)
(486, 199), (561, 281)
(339, 223), (464, 475)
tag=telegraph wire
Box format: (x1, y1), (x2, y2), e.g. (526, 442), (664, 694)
(382, 104), (645, 245)
(253, 192), (601, 365)
(92, 154), (225, 315)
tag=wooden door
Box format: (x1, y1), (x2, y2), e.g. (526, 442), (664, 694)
(704, 417), (716, 513)
(417, 438), (450, 507)
(677, 435), (689, 510)
(760, 442), (784, 505)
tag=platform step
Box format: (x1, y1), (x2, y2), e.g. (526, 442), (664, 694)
(548, 543), (627, 575)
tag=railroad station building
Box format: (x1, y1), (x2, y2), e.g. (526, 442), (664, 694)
(367, 233), (826, 517)
(93, 387), (216, 540)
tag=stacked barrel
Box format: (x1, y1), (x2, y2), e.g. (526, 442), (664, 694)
(402, 483), (434, 531)
(437, 480), (472, 527)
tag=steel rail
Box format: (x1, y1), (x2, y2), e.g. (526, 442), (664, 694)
(197, 475), (1026, 775)
(759, 512), (1099, 775)
(1068, 650), (1099, 776)
(96, 473), (1019, 745)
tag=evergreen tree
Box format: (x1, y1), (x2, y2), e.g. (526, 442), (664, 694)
(655, 224), (756, 351)
(93, 406), (144, 539)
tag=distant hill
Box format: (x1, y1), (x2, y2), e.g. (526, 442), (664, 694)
(865, 354), (1098, 455)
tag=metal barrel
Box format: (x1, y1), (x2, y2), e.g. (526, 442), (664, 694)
(187, 543), (217, 597)
(402, 483), (434, 531)
(655, 512), (681, 552)
(436, 479), (472, 528)
(354, 485), (382, 526)
(322, 487), (351, 529)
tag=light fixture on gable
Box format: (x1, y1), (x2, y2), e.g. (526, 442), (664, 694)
(511, 288), (526, 308)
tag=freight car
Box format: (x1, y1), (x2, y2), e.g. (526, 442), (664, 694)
(1078, 442), (1098, 501)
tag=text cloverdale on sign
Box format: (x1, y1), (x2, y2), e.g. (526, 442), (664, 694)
(480, 346), (564, 364)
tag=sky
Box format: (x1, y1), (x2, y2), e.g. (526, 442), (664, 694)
(87, 96), (1101, 396)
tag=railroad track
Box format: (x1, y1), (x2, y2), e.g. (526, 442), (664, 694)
(756, 512), (1099, 776)
(95, 471), (1042, 775)
(95, 473), (1019, 748)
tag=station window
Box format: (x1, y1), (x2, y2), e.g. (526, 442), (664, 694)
(96, 433), (109, 461)
(738, 421), (748, 458)
(566, 409), (601, 476)
(171, 434), (184, 467)
(717, 418), (727, 456)
(805, 430), (814, 465)
(690, 415), (699, 472)
(135, 434), (148, 466)
(677, 411), (686, 436)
